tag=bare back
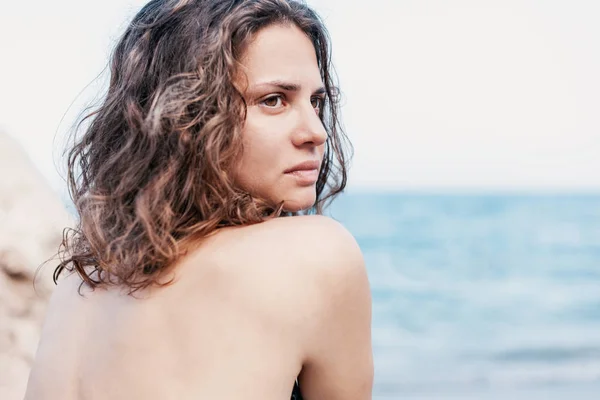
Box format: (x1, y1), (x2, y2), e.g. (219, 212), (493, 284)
(25, 216), (373, 400)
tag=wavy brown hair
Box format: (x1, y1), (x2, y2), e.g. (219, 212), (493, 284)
(54, 0), (351, 292)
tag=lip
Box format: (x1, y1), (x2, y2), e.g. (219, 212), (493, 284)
(284, 160), (321, 174)
(284, 160), (321, 186)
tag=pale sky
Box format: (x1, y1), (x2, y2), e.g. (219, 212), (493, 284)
(1, 0), (599, 196)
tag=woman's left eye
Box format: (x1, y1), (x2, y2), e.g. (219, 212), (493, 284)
(311, 97), (324, 110)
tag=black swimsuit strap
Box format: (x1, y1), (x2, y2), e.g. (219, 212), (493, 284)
(291, 379), (303, 400)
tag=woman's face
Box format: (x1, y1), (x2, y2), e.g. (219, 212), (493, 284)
(234, 23), (327, 212)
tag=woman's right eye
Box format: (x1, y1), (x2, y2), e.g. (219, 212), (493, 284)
(261, 95), (284, 108)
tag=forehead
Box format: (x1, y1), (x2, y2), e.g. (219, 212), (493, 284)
(239, 24), (322, 87)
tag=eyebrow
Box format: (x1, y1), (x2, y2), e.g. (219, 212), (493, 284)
(249, 80), (326, 95)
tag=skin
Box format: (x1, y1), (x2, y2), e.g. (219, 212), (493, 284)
(24, 24), (373, 400)
(234, 23), (328, 212)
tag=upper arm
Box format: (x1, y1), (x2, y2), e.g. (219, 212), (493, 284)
(294, 216), (373, 400)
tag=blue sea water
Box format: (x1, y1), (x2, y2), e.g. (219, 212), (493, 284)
(327, 193), (600, 399)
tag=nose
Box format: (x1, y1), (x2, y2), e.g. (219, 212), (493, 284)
(291, 103), (328, 147)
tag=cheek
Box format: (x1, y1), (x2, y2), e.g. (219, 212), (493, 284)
(241, 131), (267, 168)
(242, 119), (283, 166)
(236, 126), (279, 188)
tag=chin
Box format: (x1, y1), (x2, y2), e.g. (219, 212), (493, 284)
(281, 190), (317, 213)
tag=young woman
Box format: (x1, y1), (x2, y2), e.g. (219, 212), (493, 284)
(25, 1), (373, 399)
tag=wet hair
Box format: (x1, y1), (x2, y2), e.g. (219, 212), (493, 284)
(54, 0), (351, 292)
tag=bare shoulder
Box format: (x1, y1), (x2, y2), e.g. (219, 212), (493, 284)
(253, 214), (371, 325)
(186, 214), (369, 322)
(184, 215), (373, 398)
(257, 216), (373, 399)
(210, 214), (369, 320)
(243, 215), (367, 298)
(255, 214), (364, 267)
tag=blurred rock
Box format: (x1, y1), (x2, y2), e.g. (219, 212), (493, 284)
(0, 131), (73, 400)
